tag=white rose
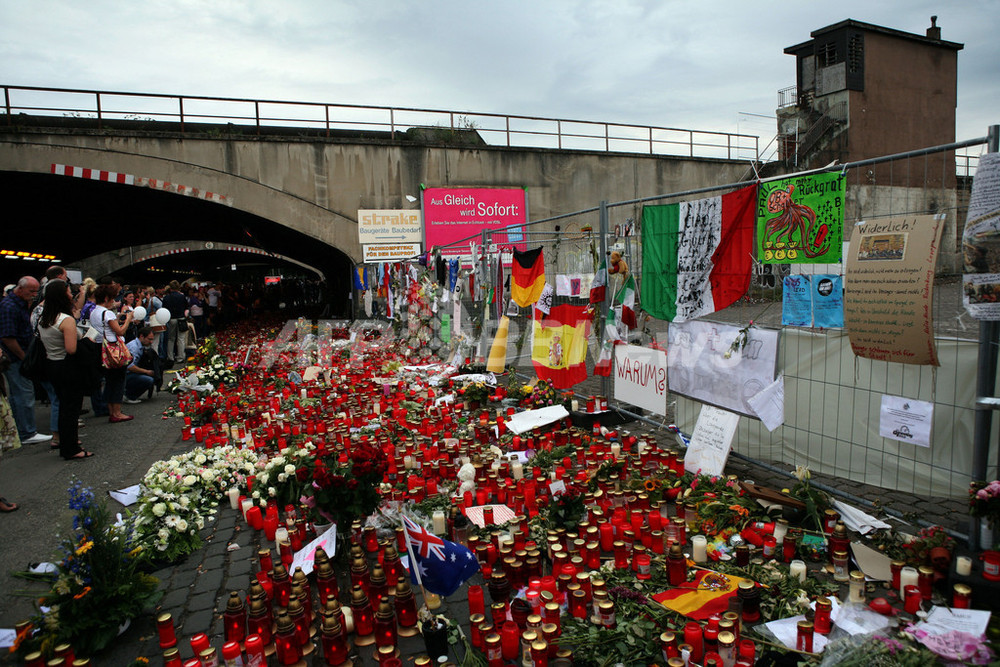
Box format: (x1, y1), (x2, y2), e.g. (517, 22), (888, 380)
(152, 503), (166, 517)
(179, 496), (190, 508)
(268, 486), (277, 497)
(278, 473), (287, 483)
(158, 528), (170, 540)
(259, 473), (269, 485)
(183, 475), (197, 486)
(201, 470), (214, 481)
(252, 490), (260, 499)
(284, 464), (296, 475)
(194, 454), (207, 465)
(176, 519), (189, 532)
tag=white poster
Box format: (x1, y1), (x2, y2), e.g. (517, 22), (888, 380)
(879, 395), (933, 447)
(666, 320), (780, 417)
(684, 405), (740, 476)
(613, 344), (668, 415)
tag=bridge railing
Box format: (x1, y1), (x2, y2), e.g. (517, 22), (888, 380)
(2, 84), (759, 161)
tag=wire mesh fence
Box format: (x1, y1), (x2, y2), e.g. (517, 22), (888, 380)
(350, 132), (994, 511)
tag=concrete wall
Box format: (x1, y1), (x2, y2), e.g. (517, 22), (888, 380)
(0, 132), (750, 263)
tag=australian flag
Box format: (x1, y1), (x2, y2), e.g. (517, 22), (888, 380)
(402, 515), (480, 596)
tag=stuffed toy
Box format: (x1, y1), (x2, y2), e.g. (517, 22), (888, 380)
(609, 251), (629, 276)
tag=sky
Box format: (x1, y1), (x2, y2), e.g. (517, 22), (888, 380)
(1, 0), (997, 153)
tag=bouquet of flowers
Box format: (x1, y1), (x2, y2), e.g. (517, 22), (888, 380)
(541, 484), (587, 530)
(26, 481), (160, 656)
(300, 439), (389, 529)
(132, 445), (259, 561)
(168, 353), (238, 394)
(255, 441), (319, 509)
(518, 379), (562, 409)
(969, 480), (1000, 527)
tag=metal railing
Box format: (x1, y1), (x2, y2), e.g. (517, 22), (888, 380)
(1, 84), (759, 161)
(778, 85), (798, 108)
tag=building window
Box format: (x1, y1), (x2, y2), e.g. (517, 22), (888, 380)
(848, 34), (864, 73)
(817, 41), (838, 67)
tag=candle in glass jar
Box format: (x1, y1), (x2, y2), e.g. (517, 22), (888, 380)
(691, 535), (708, 563)
(241, 498), (254, 521)
(228, 487), (241, 510)
(956, 556), (973, 576)
(898, 566), (919, 597)
(789, 560), (807, 583)
(512, 461), (524, 480)
(433, 511), (447, 535)
(275, 526), (289, 545)
(611, 443), (621, 458)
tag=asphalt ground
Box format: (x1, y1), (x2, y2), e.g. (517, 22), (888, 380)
(0, 346), (973, 666)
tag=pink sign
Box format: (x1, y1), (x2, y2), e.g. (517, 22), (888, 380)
(423, 187), (527, 255)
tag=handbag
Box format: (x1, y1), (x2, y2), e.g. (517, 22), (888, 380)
(19, 331), (47, 382)
(99, 311), (132, 369)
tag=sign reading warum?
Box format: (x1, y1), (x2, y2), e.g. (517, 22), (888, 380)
(613, 344), (668, 416)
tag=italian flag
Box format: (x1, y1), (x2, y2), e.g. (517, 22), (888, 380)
(589, 259), (607, 304)
(613, 273), (638, 329)
(641, 184), (756, 322)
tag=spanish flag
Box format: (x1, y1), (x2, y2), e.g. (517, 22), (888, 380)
(511, 247), (546, 307)
(652, 568), (753, 620)
(531, 304), (590, 388)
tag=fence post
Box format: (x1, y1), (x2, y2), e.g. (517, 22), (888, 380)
(599, 200), (611, 399)
(971, 123), (1000, 550)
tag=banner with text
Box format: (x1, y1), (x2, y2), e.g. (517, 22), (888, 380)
(666, 320), (779, 417)
(613, 344), (668, 415)
(961, 153), (1000, 320)
(844, 214), (944, 366)
(423, 187), (527, 257)
(757, 172), (844, 264)
(357, 209), (423, 245)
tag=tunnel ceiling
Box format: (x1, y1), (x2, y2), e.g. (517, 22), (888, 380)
(0, 171), (349, 280)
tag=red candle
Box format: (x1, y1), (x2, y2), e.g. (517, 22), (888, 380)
(684, 621), (704, 664)
(469, 584), (486, 616)
(157, 612), (177, 649)
(246, 506), (263, 531)
(599, 523), (614, 552)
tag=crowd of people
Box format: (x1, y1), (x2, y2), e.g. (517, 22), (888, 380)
(0, 268), (269, 512)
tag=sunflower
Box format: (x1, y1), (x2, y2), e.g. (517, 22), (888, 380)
(644, 479), (662, 492)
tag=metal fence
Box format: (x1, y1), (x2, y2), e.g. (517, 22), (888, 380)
(353, 130), (997, 529)
(1, 84), (758, 160)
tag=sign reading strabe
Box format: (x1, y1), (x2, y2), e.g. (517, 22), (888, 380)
(357, 209), (423, 245)
(363, 243), (422, 263)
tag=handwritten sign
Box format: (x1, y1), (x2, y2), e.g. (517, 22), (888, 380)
(684, 405), (740, 476)
(290, 524), (337, 576)
(666, 320), (779, 417)
(961, 153), (1000, 320)
(614, 344), (668, 415)
(844, 215), (944, 366)
(782, 275), (812, 326)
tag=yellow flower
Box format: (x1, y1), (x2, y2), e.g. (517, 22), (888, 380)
(75, 540), (94, 556)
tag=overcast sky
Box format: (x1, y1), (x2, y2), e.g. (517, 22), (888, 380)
(1, 0), (997, 152)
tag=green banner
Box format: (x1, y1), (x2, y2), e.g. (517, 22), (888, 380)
(757, 172), (844, 263)
(440, 313), (451, 343)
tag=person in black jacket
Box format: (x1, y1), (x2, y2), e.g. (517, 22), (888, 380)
(161, 281), (189, 364)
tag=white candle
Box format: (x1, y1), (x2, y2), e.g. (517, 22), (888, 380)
(275, 527), (289, 545)
(404, 455), (414, 470)
(240, 498), (253, 521)
(773, 519), (788, 544)
(301, 388), (307, 400)
(691, 535), (708, 563)
(571, 399), (579, 412)
(789, 559), (807, 582)
(228, 487), (241, 510)
(956, 555), (973, 577)
(432, 511), (447, 535)
(899, 566), (919, 597)
(512, 461), (524, 480)
(611, 443), (621, 458)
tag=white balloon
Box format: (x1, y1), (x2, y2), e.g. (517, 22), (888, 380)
(132, 306), (147, 322)
(155, 308), (171, 325)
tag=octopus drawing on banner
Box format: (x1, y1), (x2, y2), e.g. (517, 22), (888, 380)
(763, 186), (829, 260)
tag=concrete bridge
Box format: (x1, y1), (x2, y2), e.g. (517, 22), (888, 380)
(0, 86), (756, 298)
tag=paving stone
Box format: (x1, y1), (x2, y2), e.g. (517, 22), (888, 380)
(197, 568), (225, 594)
(229, 556), (253, 577)
(216, 512), (237, 530)
(188, 590), (217, 612)
(159, 587), (189, 611)
(181, 609), (216, 638)
(202, 554), (226, 573)
(226, 574), (250, 593)
(204, 539), (230, 558)
(172, 568), (199, 589)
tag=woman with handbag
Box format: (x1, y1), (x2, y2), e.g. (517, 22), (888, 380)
(89, 284), (134, 423)
(39, 280), (92, 459)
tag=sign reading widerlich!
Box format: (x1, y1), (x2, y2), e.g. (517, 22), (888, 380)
(362, 243), (422, 263)
(423, 187), (527, 255)
(357, 209), (423, 245)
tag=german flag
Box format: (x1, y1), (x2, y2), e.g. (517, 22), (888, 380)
(511, 247), (546, 307)
(531, 304), (590, 388)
